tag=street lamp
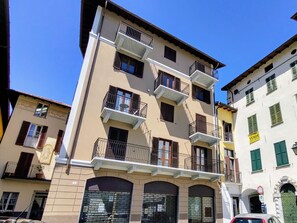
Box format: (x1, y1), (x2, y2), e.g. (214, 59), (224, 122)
(292, 142), (297, 155)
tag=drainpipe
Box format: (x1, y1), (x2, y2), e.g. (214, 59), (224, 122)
(65, 2), (107, 173)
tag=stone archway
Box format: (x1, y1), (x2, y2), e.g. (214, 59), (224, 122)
(273, 176), (297, 221)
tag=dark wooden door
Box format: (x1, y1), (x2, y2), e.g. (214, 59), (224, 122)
(196, 114), (207, 134)
(106, 127), (128, 160)
(15, 152), (34, 178)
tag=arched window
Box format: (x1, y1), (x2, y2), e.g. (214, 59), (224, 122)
(142, 181), (178, 223)
(79, 177), (133, 223)
(188, 185), (214, 223)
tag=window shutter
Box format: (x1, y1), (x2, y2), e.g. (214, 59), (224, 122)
(37, 126), (48, 149)
(206, 149), (213, 172)
(107, 86), (117, 109)
(274, 143), (282, 166)
(135, 61), (144, 78)
(275, 103), (282, 123)
(113, 52), (121, 70)
(253, 115), (258, 132)
(54, 130), (64, 153)
(151, 137), (158, 165)
(131, 93), (140, 115)
(225, 156), (230, 175)
(191, 146), (197, 170)
(280, 141), (289, 165)
(250, 151), (256, 171)
(256, 150), (262, 170)
(172, 141), (178, 168)
(174, 78), (181, 92)
(272, 79), (277, 91)
(234, 158), (240, 182)
(291, 62), (297, 79)
(270, 106), (276, 125)
(15, 121), (30, 145)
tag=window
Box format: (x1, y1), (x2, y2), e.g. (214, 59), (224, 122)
(164, 46), (176, 62)
(15, 121), (48, 149)
(290, 60), (297, 80)
(266, 74), (277, 93)
(274, 141), (289, 166)
(0, 192), (19, 212)
(264, 63), (273, 73)
(158, 70), (181, 91)
(126, 26), (141, 41)
(114, 52), (144, 78)
(106, 86), (141, 116)
(223, 122), (232, 141)
(269, 103), (283, 126)
(160, 102), (174, 122)
(247, 114), (258, 134)
(250, 149), (262, 171)
(192, 85), (211, 104)
(151, 137), (178, 168)
(245, 88), (254, 105)
(34, 103), (48, 118)
(54, 130), (64, 153)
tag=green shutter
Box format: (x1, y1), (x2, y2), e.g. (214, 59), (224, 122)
(275, 103), (282, 123)
(292, 64), (297, 80)
(253, 115), (258, 132)
(270, 105), (277, 125)
(274, 141), (289, 166)
(248, 115), (258, 134)
(248, 116), (253, 134)
(280, 141), (289, 165)
(251, 149), (262, 171)
(272, 79), (277, 91)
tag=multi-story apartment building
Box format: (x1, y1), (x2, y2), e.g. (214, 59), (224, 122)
(0, 89), (70, 220)
(222, 34), (297, 222)
(42, 0), (225, 222)
(215, 102), (241, 223)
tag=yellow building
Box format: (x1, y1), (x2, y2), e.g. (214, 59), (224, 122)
(0, 89), (70, 220)
(215, 101), (241, 222)
(43, 1), (226, 222)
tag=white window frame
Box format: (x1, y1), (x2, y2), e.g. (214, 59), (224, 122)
(0, 192), (19, 212)
(34, 103), (49, 118)
(24, 123), (43, 148)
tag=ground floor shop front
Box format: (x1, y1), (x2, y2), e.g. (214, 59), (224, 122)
(42, 165), (223, 223)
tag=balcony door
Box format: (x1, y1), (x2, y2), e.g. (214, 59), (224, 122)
(196, 114), (207, 134)
(159, 71), (180, 91)
(15, 152), (34, 178)
(192, 146), (212, 172)
(115, 89), (132, 113)
(106, 127), (128, 161)
(151, 138), (178, 168)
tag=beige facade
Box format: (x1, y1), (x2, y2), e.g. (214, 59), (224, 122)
(0, 90), (70, 220)
(44, 1), (225, 222)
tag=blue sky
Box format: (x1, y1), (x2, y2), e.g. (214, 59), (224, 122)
(10, 0), (296, 105)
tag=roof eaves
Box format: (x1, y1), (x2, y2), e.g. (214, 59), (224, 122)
(222, 34), (297, 91)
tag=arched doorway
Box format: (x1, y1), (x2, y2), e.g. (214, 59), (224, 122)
(281, 183), (297, 223)
(249, 195), (261, 213)
(79, 177), (133, 223)
(188, 185), (214, 223)
(141, 181), (178, 223)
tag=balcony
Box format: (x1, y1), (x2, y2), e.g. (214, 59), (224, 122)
(154, 72), (189, 105)
(189, 121), (221, 146)
(224, 169), (241, 183)
(189, 61), (218, 89)
(2, 162), (53, 182)
(115, 22), (153, 60)
(91, 138), (223, 181)
(101, 92), (147, 129)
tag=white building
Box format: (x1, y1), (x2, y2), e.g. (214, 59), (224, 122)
(222, 34), (297, 223)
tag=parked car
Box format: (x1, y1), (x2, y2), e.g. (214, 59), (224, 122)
(230, 213), (281, 223)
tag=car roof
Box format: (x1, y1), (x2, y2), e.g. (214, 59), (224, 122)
(235, 213), (276, 220)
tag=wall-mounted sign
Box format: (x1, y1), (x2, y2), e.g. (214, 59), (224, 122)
(249, 132), (260, 144)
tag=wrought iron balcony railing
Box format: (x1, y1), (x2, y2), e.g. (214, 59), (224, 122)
(102, 92), (148, 118)
(224, 169), (241, 183)
(154, 72), (190, 95)
(189, 120), (221, 138)
(224, 132), (233, 142)
(2, 162), (52, 181)
(92, 138), (223, 174)
(189, 61), (218, 79)
(118, 22), (153, 47)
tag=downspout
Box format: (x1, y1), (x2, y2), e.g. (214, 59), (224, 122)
(66, 2), (107, 174)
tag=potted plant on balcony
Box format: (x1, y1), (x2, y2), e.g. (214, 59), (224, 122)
(36, 165), (44, 179)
